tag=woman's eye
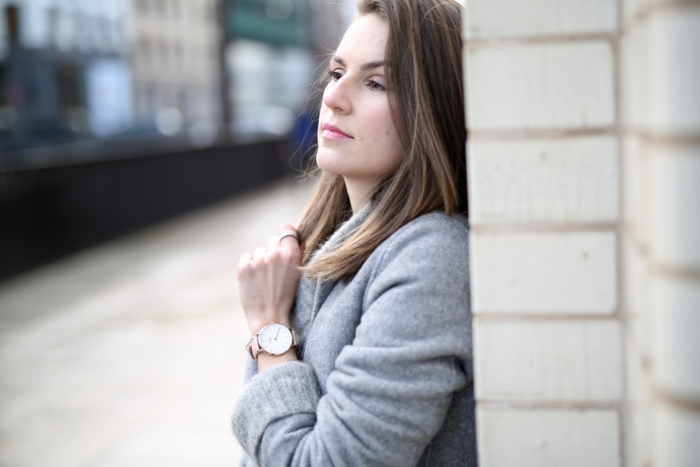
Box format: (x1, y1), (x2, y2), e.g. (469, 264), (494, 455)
(327, 70), (342, 81)
(366, 79), (385, 91)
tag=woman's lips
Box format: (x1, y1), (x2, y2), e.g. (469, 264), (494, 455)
(321, 123), (353, 140)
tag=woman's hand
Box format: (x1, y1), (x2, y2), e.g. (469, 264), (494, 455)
(237, 224), (302, 335)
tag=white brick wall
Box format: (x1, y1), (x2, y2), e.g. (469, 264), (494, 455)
(466, 0), (700, 465)
(622, 3), (700, 466)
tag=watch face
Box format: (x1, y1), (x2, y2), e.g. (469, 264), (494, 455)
(259, 323), (293, 356)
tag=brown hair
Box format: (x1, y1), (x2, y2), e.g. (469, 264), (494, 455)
(298, 0), (466, 282)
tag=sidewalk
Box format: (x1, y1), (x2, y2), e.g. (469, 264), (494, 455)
(0, 178), (312, 467)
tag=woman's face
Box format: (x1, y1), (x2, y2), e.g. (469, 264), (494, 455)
(316, 14), (404, 192)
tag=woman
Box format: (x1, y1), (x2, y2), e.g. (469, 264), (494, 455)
(232, 0), (475, 465)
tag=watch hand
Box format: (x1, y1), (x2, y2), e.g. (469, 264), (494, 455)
(275, 328), (281, 340)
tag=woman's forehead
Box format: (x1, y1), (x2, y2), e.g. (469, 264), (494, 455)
(335, 14), (388, 65)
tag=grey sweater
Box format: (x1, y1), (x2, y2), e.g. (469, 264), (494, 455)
(231, 204), (477, 466)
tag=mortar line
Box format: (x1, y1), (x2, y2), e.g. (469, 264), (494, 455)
(465, 32), (616, 50)
(625, 0), (700, 26)
(473, 313), (619, 322)
(650, 262), (700, 281)
(470, 127), (617, 141)
(477, 400), (622, 410)
(654, 388), (700, 413)
(625, 128), (700, 147)
(470, 222), (617, 234)
(613, 1), (628, 463)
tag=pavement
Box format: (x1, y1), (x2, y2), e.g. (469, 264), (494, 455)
(0, 178), (312, 467)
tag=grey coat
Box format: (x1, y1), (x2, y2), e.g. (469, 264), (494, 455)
(231, 204), (477, 466)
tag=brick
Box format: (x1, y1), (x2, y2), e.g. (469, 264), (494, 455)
(474, 320), (623, 401)
(648, 6), (700, 134)
(471, 231), (617, 313)
(466, 41), (615, 130)
(649, 145), (700, 269)
(654, 399), (700, 467)
(651, 276), (700, 399)
(466, 0), (617, 39)
(477, 407), (620, 467)
(469, 136), (618, 224)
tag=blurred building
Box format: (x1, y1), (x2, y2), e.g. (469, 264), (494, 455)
(0, 0), (133, 149)
(223, 0), (314, 143)
(130, 0), (222, 147)
(309, 0), (352, 60)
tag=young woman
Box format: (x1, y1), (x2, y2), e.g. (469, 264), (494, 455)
(232, 0), (475, 465)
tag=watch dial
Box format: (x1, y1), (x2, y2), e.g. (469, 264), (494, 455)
(259, 323), (293, 355)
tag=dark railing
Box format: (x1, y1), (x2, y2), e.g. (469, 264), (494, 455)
(0, 138), (293, 281)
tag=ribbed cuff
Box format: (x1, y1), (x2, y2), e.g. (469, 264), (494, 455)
(232, 361), (321, 459)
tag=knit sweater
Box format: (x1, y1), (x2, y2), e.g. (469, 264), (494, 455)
(231, 203), (477, 466)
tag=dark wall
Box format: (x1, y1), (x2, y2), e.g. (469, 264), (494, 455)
(0, 140), (291, 281)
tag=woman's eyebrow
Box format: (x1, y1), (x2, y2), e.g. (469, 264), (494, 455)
(331, 55), (385, 71)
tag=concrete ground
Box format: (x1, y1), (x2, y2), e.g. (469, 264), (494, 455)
(0, 179), (312, 467)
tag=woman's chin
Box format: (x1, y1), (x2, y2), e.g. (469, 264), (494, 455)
(315, 151), (346, 176)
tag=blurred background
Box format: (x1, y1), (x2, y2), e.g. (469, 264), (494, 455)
(0, 0), (359, 281)
(0, 0), (354, 465)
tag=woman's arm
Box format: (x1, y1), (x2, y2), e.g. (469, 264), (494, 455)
(232, 218), (472, 466)
(237, 224), (302, 370)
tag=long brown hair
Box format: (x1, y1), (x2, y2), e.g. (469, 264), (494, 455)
(298, 0), (466, 282)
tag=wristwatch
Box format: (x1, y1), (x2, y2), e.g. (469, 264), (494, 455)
(246, 323), (297, 360)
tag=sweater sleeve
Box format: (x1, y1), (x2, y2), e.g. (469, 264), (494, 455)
(231, 217), (472, 466)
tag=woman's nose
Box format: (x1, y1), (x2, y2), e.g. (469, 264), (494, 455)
(322, 80), (352, 114)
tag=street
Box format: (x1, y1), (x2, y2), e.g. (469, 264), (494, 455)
(0, 178), (311, 467)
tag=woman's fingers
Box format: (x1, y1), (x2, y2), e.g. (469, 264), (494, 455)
(267, 235), (280, 253)
(237, 253), (253, 280)
(253, 247), (266, 260)
(239, 252), (253, 267)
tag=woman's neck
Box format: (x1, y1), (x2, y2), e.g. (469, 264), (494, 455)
(344, 176), (380, 215)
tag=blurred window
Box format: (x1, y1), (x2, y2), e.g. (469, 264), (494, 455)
(4, 6), (19, 46)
